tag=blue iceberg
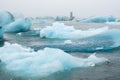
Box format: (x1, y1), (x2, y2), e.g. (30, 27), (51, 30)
(0, 11), (14, 39)
(0, 11), (32, 33)
(40, 22), (108, 39)
(0, 11), (14, 26)
(4, 18), (32, 33)
(0, 42), (108, 77)
(79, 16), (116, 23)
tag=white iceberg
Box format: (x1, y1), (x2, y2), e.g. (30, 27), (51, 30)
(40, 22), (109, 39)
(4, 18), (32, 33)
(0, 42), (108, 77)
(79, 16), (116, 23)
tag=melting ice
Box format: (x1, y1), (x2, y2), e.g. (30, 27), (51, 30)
(0, 42), (108, 77)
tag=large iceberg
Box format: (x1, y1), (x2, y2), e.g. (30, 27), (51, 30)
(0, 42), (108, 77)
(40, 22), (108, 39)
(79, 16), (116, 23)
(4, 18), (32, 33)
(0, 11), (14, 26)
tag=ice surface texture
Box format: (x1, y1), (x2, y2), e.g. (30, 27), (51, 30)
(0, 42), (107, 77)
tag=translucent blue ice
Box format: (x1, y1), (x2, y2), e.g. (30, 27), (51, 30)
(0, 11), (14, 26)
(4, 18), (32, 33)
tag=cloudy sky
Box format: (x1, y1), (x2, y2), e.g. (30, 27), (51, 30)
(0, 0), (120, 18)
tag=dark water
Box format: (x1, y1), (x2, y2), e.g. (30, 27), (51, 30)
(0, 22), (120, 80)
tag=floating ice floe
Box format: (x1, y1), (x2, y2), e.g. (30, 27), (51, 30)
(79, 16), (116, 23)
(0, 42), (108, 77)
(4, 18), (32, 33)
(40, 22), (109, 39)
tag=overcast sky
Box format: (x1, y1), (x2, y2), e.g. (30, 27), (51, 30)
(0, 0), (120, 18)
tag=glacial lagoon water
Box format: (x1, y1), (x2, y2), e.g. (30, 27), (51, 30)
(0, 22), (120, 80)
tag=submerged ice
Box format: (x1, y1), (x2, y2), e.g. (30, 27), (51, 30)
(40, 22), (108, 39)
(0, 42), (108, 77)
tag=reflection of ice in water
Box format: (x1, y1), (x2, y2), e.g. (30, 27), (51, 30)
(0, 42), (108, 77)
(40, 22), (109, 39)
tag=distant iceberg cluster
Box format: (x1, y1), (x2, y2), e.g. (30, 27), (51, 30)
(40, 22), (109, 39)
(0, 42), (108, 77)
(55, 16), (70, 21)
(79, 16), (116, 23)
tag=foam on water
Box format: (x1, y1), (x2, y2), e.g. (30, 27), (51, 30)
(40, 22), (109, 39)
(0, 42), (108, 77)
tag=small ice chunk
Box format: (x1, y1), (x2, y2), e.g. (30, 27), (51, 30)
(16, 32), (22, 36)
(64, 40), (72, 44)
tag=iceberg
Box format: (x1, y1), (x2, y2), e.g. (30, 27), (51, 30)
(0, 42), (108, 77)
(79, 16), (116, 23)
(4, 18), (32, 33)
(0, 11), (14, 26)
(0, 11), (32, 33)
(40, 22), (108, 39)
(55, 16), (69, 21)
